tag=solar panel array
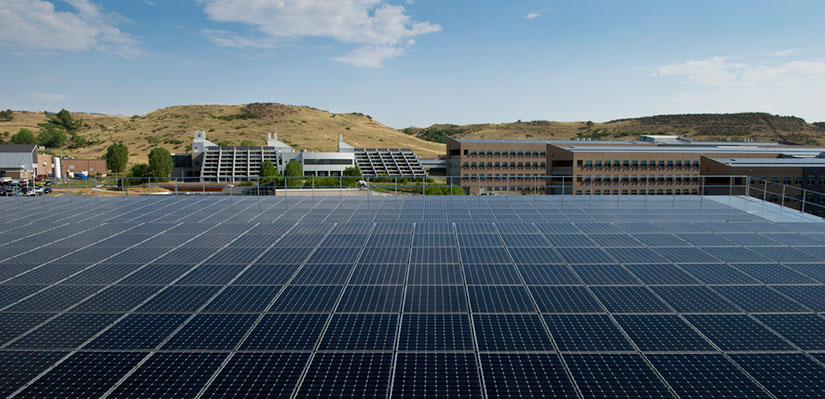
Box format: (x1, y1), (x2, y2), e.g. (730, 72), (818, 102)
(1, 195), (825, 398)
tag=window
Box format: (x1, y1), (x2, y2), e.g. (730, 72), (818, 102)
(462, 162), (468, 167)
(666, 160), (674, 167)
(518, 150), (524, 156)
(622, 160), (629, 167)
(471, 162), (477, 167)
(487, 150), (493, 155)
(540, 151), (546, 155)
(576, 190), (582, 195)
(577, 160), (583, 167)
(585, 160), (593, 167)
(783, 176), (791, 184)
(658, 160), (666, 167)
(595, 160), (602, 167)
(632, 160), (639, 167)
(675, 160), (682, 167)
(463, 150), (468, 155)
(796, 176), (803, 185)
(692, 160), (700, 167)
(517, 162), (523, 167)
(808, 175), (816, 184)
(494, 162), (501, 167)
(470, 150), (477, 155)
(540, 162), (546, 167)
(486, 162), (493, 167)
(641, 160), (648, 167)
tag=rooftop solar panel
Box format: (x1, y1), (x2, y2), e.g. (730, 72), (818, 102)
(2, 195), (824, 398)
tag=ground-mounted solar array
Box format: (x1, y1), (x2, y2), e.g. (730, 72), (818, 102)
(1, 195), (825, 398)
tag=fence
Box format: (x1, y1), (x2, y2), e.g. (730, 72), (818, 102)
(16, 175), (825, 218)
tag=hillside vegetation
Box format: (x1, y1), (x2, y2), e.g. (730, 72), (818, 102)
(3, 106), (824, 170)
(404, 113), (825, 146)
(0, 104), (445, 164)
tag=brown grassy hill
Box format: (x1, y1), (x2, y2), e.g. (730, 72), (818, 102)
(406, 113), (825, 146)
(0, 104), (445, 165)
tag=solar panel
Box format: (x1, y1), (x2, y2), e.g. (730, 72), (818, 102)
(566, 353), (673, 398)
(648, 354), (770, 399)
(2, 195), (824, 398)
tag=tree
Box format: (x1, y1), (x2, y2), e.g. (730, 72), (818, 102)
(147, 147), (173, 178)
(343, 166), (361, 177)
(283, 159), (302, 177)
(37, 127), (67, 148)
(122, 163), (150, 186)
(259, 160), (279, 183)
(105, 142), (129, 174)
(240, 139), (256, 147)
(48, 109), (82, 131)
(0, 109), (13, 122)
(11, 128), (37, 145)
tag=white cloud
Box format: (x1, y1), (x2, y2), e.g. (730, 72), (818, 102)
(525, 12), (540, 19)
(772, 48), (798, 57)
(654, 56), (825, 120)
(0, 0), (140, 57)
(198, 0), (441, 67)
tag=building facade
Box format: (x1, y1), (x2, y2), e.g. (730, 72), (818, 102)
(0, 144), (37, 179)
(446, 138), (548, 194)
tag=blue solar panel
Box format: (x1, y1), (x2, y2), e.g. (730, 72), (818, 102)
(3, 195), (824, 398)
(544, 314), (633, 351)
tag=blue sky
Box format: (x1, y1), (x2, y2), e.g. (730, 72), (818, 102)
(1, 0), (824, 128)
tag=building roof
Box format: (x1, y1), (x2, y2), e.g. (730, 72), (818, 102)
(0, 144), (37, 153)
(710, 157), (825, 168)
(552, 144), (825, 155)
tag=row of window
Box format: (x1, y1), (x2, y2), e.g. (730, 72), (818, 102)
(480, 186), (538, 192)
(753, 176), (825, 186)
(575, 189), (700, 195)
(578, 175), (700, 184)
(464, 149), (546, 156)
(579, 159), (700, 168)
(462, 161), (546, 168)
(462, 174), (543, 180)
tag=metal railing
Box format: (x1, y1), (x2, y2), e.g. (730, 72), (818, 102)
(9, 174), (825, 218)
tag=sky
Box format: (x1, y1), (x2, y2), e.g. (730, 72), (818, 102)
(1, 0), (824, 128)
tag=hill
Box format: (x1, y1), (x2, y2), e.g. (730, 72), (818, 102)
(0, 104), (445, 165)
(404, 113), (825, 145)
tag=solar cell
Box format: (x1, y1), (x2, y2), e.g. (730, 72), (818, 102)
(756, 314), (825, 350)
(291, 263), (352, 284)
(648, 354), (770, 399)
(731, 353), (825, 399)
(319, 314), (398, 350)
(398, 314), (474, 351)
(109, 352), (227, 398)
(407, 264), (463, 285)
(8, 313), (119, 349)
(203, 285), (282, 312)
(0, 351), (66, 397)
(15, 351), (146, 399)
(136, 286), (221, 312)
(391, 353), (482, 398)
(338, 285), (403, 312)
(625, 264), (700, 284)
(162, 314), (257, 350)
(566, 353), (673, 399)
(615, 314), (715, 351)
(480, 353), (578, 398)
(86, 314), (187, 350)
(463, 264), (522, 285)
(732, 263), (818, 284)
(677, 263), (760, 284)
(590, 286), (671, 313)
(296, 353), (392, 398)
(404, 285), (468, 312)
(270, 285), (342, 312)
(556, 247), (615, 264)
(202, 352), (309, 399)
(650, 286), (739, 313)
(544, 314), (633, 351)
(468, 286), (535, 313)
(530, 286), (603, 313)
(573, 264), (641, 285)
(713, 286), (808, 312)
(772, 285), (825, 311)
(685, 314), (793, 351)
(473, 314), (553, 351)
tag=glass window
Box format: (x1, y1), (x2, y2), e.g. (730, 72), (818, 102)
(641, 160), (648, 167)
(632, 160), (639, 167)
(577, 160), (583, 167)
(470, 150), (477, 155)
(622, 160), (629, 167)
(666, 160), (674, 167)
(585, 160), (593, 167)
(675, 160), (682, 167)
(595, 160), (602, 167)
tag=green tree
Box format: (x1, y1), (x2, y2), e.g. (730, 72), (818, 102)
(122, 163), (150, 186)
(343, 166), (361, 177)
(11, 128), (37, 145)
(259, 160), (280, 183)
(0, 109), (13, 122)
(240, 139), (256, 147)
(147, 147), (173, 178)
(37, 127), (67, 148)
(105, 142), (129, 174)
(283, 159), (302, 177)
(48, 109), (82, 131)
